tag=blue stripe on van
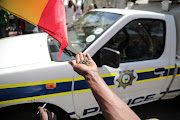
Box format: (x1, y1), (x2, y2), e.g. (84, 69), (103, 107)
(74, 76), (115, 91)
(0, 82), (72, 101)
(136, 69), (169, 81)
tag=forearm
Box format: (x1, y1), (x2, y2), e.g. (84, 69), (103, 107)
(69, 52), (140, 120)
(84, 73), (140, 120)
(71, 1), (76, 11)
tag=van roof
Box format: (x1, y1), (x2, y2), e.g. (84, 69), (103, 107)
(91, 8), (163, 16)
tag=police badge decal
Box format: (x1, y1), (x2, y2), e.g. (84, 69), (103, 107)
(116, 70), (135, 89)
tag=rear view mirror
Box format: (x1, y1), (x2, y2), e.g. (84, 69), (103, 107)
(100, 47), (120, 68)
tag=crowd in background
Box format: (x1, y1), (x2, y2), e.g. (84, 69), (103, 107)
(65, 0), (98, 26)
(0, 8), (42, 39)
(0, 1), (106, 39)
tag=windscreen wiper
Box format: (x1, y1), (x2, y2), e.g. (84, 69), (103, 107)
(63, 48), (75, 57)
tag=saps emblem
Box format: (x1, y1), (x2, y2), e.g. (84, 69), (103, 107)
(117, 70), (135, 89)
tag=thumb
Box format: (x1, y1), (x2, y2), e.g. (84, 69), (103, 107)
(38, 107), (45, 114)
(68, 60), (76, 67)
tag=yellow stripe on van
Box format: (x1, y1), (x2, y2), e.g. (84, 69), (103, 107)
(74, 73), (117, 81)
(74, 89), (91, 93)
(176, 74), (180, 77)
(135, 76), (167, 83)
(169, 66), (175, 69)
(136, 68), (155, 73)
(109, 85), (116, 88)
(74, 84), (116, 94)
(168, 75), (173, 78)
(74, 77), (85, 81)
(0, 91), (72, 104)
(100, 73), (117, 77)
(0, 78), (72, 89)
(136, 66), (173, 74)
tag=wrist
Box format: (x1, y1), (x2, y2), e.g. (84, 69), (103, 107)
(84, 71), (99, 82)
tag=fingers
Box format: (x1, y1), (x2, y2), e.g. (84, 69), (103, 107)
(52, 112), (54, 119)
(69, 53), (92, 66)
(38, 107), (55, 120)
(86, 53), (92, 61)
(68, 53), (80, 66)
(38, 107), (46, 114)
(76, 54), (80, 64)
(79, 52), (84, 62)
(76, 52), (87, 63)
(68, 60), (76, 66)
(80, 52), (91, 61)
(83, 53), (88, 61)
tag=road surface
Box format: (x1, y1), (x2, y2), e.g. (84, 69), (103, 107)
(81, 96), (180, 120)
(1, 97), (179, 120)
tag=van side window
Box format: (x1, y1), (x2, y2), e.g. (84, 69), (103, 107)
(104, 19), (165, 63)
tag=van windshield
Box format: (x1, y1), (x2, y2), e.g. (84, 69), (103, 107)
(48, 11), (122, 61)
(66, 11), (122, 55)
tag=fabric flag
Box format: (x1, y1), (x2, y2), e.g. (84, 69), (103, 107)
(0, 0), (68, 59)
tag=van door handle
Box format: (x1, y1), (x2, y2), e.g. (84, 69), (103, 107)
(154, 68), (165, 74)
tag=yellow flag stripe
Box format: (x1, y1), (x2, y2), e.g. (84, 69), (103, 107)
(0, 0), (49, 25)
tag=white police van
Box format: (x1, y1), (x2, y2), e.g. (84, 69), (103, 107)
(0, 1), (180, 119)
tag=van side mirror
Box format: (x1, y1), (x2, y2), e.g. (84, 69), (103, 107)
(100, 47), (120, 68)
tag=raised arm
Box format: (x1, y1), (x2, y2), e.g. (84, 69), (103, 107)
(69, 52), (140, 120)
(70, 0), (76, 12)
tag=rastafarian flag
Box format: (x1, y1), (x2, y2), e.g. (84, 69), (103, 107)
(0, 0), (68, 59)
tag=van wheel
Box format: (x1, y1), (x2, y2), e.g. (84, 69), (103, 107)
(0, 103), (71, 120)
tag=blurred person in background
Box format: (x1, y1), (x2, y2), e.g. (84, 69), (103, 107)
(83, 3), (94, 13)
(24, 21), (39, 34)
(94, 4), (98, 9)
(0, 8), (10, 38)
(65, 0), (76, 26)
(8, 14), (20, 36)
(18, 18), (25, 35)
(75, 5), (82, 21)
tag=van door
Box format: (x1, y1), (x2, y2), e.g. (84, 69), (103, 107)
(102, 18), (169, 107)
(73, 15), (170, 118)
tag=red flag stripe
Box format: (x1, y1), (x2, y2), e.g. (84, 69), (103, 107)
(38, 0), (68, 59)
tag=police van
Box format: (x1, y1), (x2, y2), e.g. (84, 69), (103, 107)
(0, 1), (180, 119)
